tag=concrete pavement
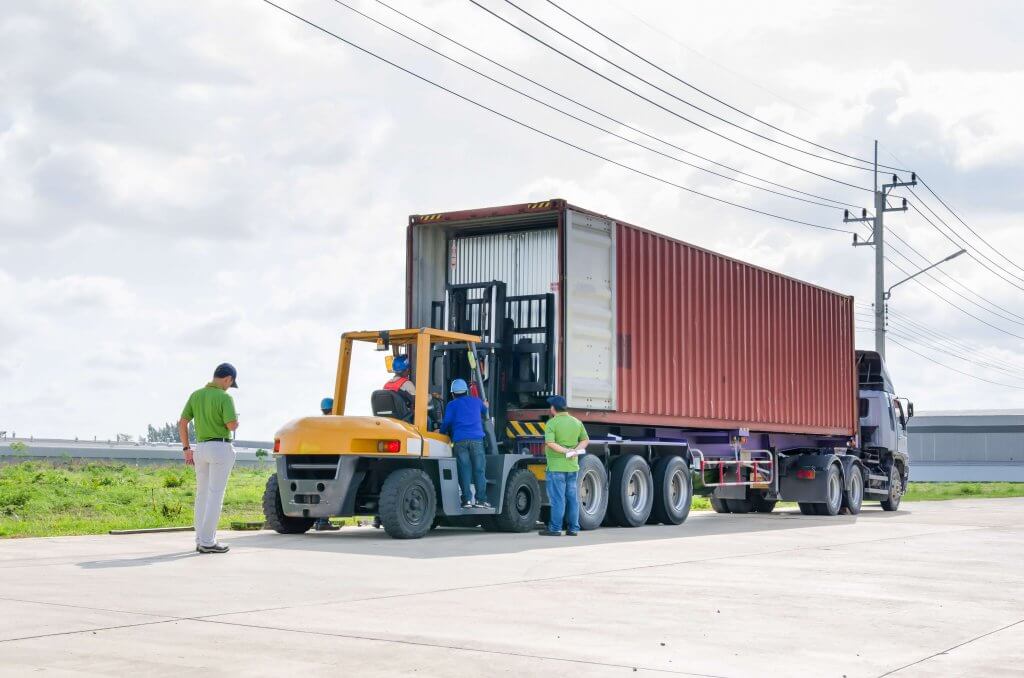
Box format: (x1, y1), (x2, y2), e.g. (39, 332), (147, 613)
(0, 498), (1022, 677)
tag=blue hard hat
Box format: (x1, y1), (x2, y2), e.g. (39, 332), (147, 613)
(320, 397), (334, 413)
(450, 378), (469, 394)
(392, 355), (410, 373)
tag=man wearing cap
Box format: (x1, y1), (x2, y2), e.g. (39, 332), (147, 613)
(539, 395), (589, 537)
(441, 378), (491, 509)
(179, 363), (240, 554)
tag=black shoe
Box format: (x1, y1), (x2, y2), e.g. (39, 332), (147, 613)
(314, 520), (341, 531)
(474, 500), (492, 509)
(461, 501), (473, 509)
(197, 543), (230, 554)
(538, 530), (561, 537)
(566, 531), (579, 536)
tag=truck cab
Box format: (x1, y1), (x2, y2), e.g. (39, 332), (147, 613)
(856, 350), (912, 508)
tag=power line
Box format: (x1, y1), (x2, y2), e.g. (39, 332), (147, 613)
(259, 0), (856, 235)
(884, 326), (1024, 379)
(544, 0), (910, 173)
(471, 0), (873, 193)
(882, 310), (1024, 377)
(329, 0), (847, 212)
(887, 336), (1024, 391)
(918, 175), (1024, 278)
(371, 0), (861, 210)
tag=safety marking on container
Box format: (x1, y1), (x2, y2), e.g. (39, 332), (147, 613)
(420, 214), (443, 222)
(526, 201), (553, 210)
(506, 421), (546, 438)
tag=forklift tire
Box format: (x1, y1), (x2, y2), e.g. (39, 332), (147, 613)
(262, 474), (315, 534)
(648, 455), (693, 525)
(577, 454), (609, 530)
(880, 464), (904, 512)
(608, 455), (654, 527)
(710, 495), (732, 514)
(841, 466), (864, 515)
(491, 468), (541, 532)
(379, 468), (437, 539)
(750, 491), (777, 514)
(725, 498), (753, 514)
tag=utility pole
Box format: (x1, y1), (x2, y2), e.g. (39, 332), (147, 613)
(844, 140), (916, 361)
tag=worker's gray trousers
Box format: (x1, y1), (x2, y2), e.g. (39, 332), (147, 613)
(193, 442), (236, 547)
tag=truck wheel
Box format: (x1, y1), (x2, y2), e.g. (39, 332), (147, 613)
(648, 456), (692, 525)
(750, 491), (777, 514)
(820, 464), (843, 516)
(841, 466), (864, 515)
(880, 464), (904, 511)
(493, 468), (542, 532)
(725, 498), (753, 514)
(710, 495), (731, 513)
(577, 455), (609, 530)
(262, 473), (315, 534)
(379, 468), (437, 539)
(608, 455), (654, 527)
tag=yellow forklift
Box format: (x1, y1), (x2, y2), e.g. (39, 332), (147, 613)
(262, 327), (542, 539)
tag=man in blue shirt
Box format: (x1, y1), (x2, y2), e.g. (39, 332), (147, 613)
(441, 378), (491, 509)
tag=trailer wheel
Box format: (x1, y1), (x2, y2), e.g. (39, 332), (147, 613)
(841, 466), (864, 515)
(608, 455), (654, 527)
(492, 468), (541, 532)
(819, 463), (843, 516)
(750, 491), (777, 514)
(880, 464), (904, 512)
(648, 456), (692, 525)
(577, 455), (609, 530)
(379, 468), (437, 539)
(710, 495), (732, 513)
(262, 473), (315, 534)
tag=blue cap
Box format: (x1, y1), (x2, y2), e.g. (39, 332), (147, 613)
(547, 395), (567, 411)
(320, 397), (334, 413)
(392, 355), (410, 374)
(214, 362), (238, 388)
(450, 378), (469, 394)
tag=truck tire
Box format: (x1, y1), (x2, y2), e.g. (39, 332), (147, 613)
(608, 454), (654, 527)
(750, 491), (777, 514)
(841, 466), (864, 515)
(798, 502), (817, 515)
(649, 455), (692, 525)
(577, 455), (609, 530)
(725, 498), (753, 514)
(493, 468), (542, 532)
(710, 495), (731, 513)
(819, 463), (843, 516)
(262, 473), (315, 534)
(880, 464), (904, 512)
(379, 468), (437, 539)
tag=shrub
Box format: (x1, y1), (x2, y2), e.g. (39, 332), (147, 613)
(9, 441), (28, 453)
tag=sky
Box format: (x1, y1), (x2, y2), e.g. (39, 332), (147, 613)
(2, 0), (1023, 441)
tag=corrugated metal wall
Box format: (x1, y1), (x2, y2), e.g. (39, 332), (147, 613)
(449, 229), (558, 298)
(616, 224), (856, 435)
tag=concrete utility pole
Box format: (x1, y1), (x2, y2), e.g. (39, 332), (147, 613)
(844, 140), (916, 361)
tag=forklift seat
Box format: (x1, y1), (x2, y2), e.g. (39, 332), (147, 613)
(371, 390), (413, 423)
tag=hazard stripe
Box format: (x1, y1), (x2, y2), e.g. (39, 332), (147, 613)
(419, 214), (443, 222)
(526, 201), (552, 210)
(525, 422), (541, 436)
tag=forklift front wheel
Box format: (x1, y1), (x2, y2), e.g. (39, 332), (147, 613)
(262, 474), (315, 535)
(379, 468), (437, 539)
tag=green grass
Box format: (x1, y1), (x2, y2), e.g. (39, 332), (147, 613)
(2, 461), (1022, 537)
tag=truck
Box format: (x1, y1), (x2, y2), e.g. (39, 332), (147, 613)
(263, 199), (913, 538)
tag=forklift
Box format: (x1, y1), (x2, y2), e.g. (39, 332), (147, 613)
(263, 322), (543, 539)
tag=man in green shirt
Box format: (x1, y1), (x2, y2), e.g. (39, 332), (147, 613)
(540, 395), (589, 537)
(179, 363), (240, 554)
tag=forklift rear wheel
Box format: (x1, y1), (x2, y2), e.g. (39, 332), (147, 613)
(492, 468), (541, 532)
(379, 468), (437, 539)
(608, 455), (654, 527)
(577, 455), (609, 530)
(262, 474), (315, 534)
(710, 495), (731, 514)
(648, 456), (692, 525)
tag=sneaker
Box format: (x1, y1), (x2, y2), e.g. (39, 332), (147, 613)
(566, 531), (579, 537)
(461, 501), (473, 509)
(538, 530), (561, 537)
(197, 543), (230, 554)
(474, 500), (492, 509)
(314, 519), (341, 531)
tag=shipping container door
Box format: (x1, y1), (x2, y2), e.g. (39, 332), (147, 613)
(564, 210), (616, 410)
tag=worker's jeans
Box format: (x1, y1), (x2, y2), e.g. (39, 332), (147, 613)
(546, 471), (579, 533)
(193, 441), (236, 547)
(454, 439), (488, 504)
